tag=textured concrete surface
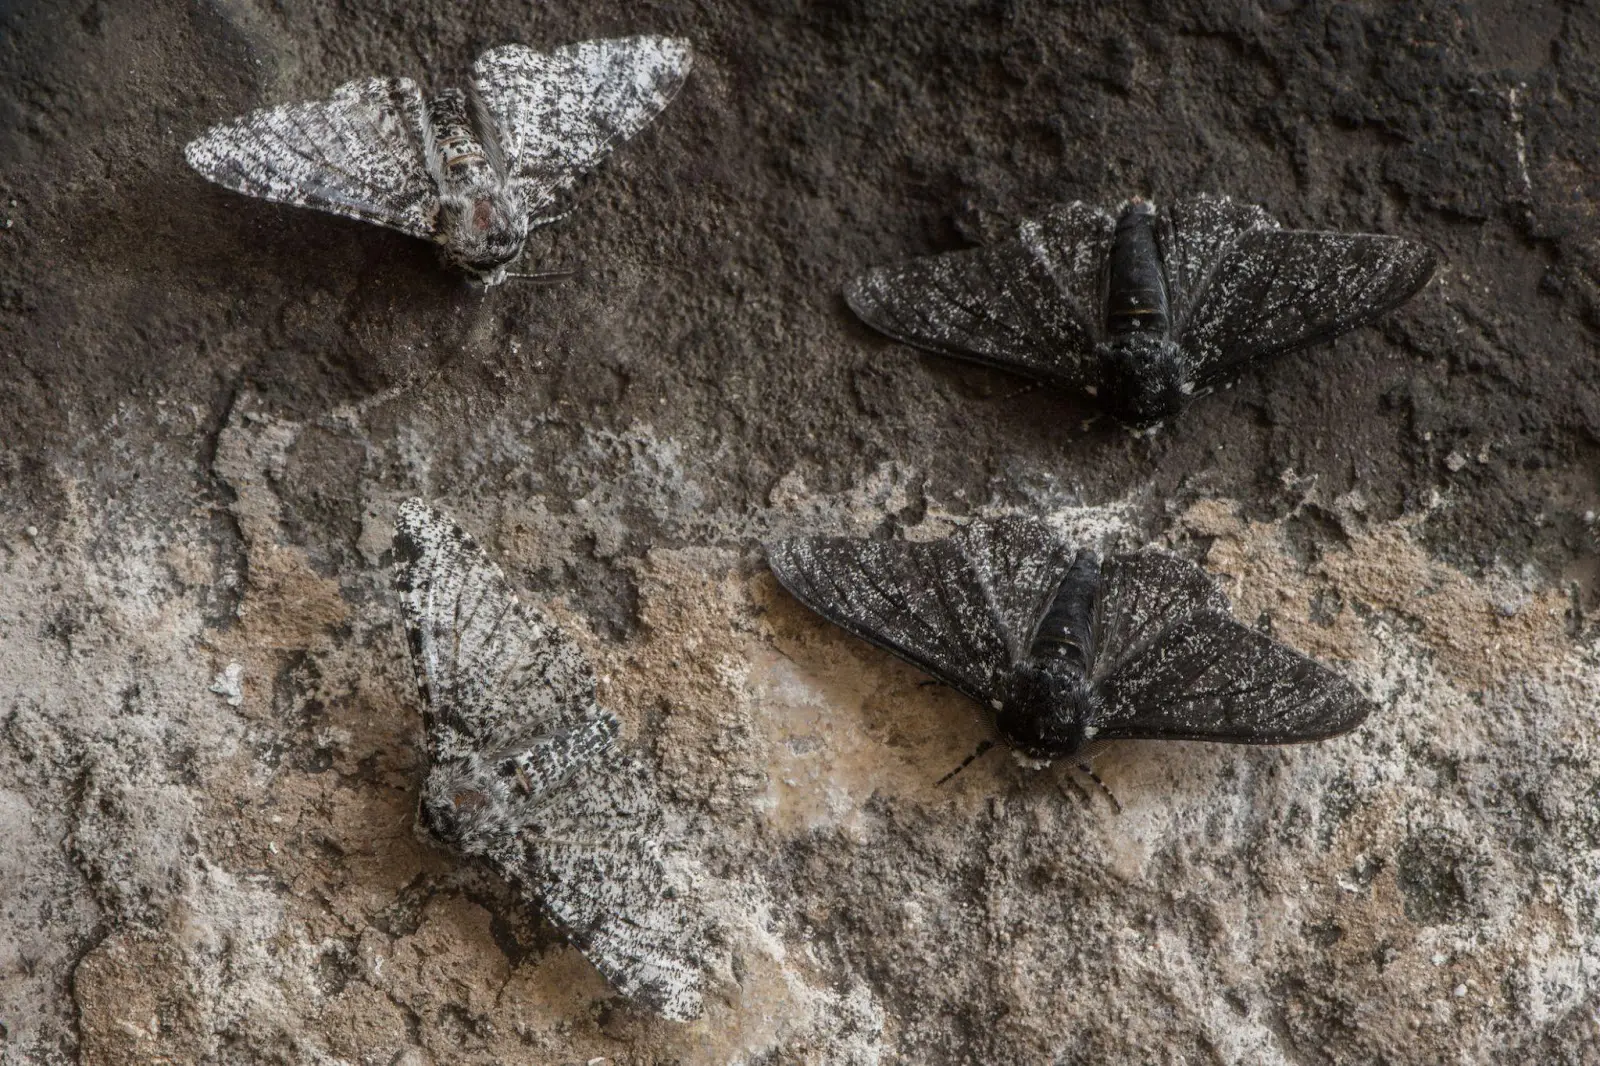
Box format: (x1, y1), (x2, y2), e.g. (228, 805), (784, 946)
(3, 0), (1600, 1062)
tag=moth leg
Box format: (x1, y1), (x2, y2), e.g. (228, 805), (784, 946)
(935, 738), (995, 787)
(1073, 762), (1123, 815)
(1051, 740), (1121, 813)
(1053, 772), (1093, 810)
(519, 169), (594, 231)
(1071, 739), (1122, 813)
(996, 379), (1045, 403)
(502, 196), (580, 282)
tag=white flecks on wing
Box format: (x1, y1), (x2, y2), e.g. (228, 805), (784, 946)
(471, 36), (693, 225)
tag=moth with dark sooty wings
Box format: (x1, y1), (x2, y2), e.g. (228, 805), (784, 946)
(767, 517), (1371, 772)
(845, 196), (1436, 428)
(185, 37), (691, 284)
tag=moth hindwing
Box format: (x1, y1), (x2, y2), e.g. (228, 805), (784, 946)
(845, 195), (1437, 428)
(767, 516), (1371, 763)
(392, 498), (707, 1020)
(185, 37), (693, 284)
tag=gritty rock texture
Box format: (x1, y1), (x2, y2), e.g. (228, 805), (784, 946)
(2, 0), (1599, 1062)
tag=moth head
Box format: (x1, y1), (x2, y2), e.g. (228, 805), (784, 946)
(1097, 336), (1189, 429)
(994, 663), (1096, 761)
(436, 189), (529, 284)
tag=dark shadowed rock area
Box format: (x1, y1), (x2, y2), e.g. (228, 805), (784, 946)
(2, 1), (1599, 1062)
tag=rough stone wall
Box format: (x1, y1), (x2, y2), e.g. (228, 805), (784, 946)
(2, 1), (1599, 1063)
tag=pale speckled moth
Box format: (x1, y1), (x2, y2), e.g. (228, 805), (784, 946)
(768, 516), (1370, 764)
(393, 499), (709, 1020)
(185, 37), (692, 284)
(846, 196), (1437, 427)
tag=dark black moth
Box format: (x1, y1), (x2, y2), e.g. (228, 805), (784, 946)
(766, 517), (1370, 763)
(845, 196), (1437, 428)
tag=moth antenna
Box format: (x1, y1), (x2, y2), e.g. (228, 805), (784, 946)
(997, 380), (1044, 403)
(935, 738), (995, 787)
(505, 268), (577, 284)
(1075, 762), (1123, 814)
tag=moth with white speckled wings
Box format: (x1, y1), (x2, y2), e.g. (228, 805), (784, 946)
(393, 499), (709, 1020)
(185, 37), (692, 284)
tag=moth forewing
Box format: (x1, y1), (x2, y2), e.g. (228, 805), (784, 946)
(182, 77), (439, 240)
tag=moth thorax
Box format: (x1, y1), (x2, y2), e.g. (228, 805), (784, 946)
(436, 189), (528, 281)
(1096, 335), (1188, 428)
(995, 662), (1095, 761)
(418, 760), (516, 855)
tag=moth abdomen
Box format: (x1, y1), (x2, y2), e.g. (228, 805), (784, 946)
(427, 89), (491, 176)
(1029, 550), (1101, 670)
(1104, 200), (1171, 338)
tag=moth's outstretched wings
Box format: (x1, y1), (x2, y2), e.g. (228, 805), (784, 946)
(767, 519), (1079, 702)
(953, 518), (1083, 664)
(1155, 196), (1278, 328)
(393, 499), (598, 762)
(1090, 551), (1231, 685)
(471, 37), (693, 225)
(768, 535), (1005, 702)
(845, 202), (1115, 389)
(184, 78), (439, 238)
(397, 500), (708, 1020)
(1176, 224), (1437, 387)
(1090, 610), (1371, 744)
(499, 755), (708, 1020)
